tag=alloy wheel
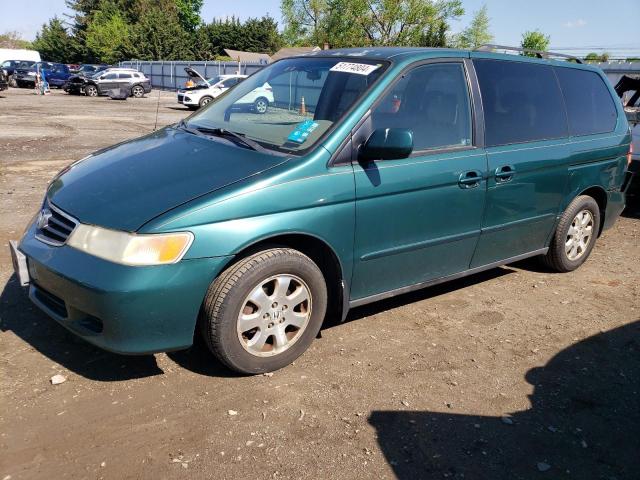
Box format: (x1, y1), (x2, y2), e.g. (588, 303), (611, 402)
(237, 274), (312, 357)
(565, 209), (594, 261)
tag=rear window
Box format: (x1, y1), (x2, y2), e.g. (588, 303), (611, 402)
(474, 59), (568, 146)
(555, 67), (617, 136)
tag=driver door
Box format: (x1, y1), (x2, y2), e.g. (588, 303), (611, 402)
(350, 60), (488, 303)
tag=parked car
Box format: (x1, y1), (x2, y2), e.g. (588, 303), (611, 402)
(10, 48), (631, 374)
(13, 61), (71, 88)
(616, 75), (640, 205)
(177, 68), (273, 111)
(2, 60), (36, 87)
(63, 65), (111, 95)
(73, 68), (151, 97)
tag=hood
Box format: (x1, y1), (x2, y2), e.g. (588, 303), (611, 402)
(184, 67), (207, 83)
(47, 127), (288, 231)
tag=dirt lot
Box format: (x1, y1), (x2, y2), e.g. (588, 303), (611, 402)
(1, 87), (639, 480)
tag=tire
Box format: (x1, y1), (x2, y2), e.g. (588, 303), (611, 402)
(541, 195), (601, 272)
(253, 97), (269, 114)
(200, 248), (328, 374)
(131, 85), (145, 98)
(8, 75), (17, 88)
(85, 84), (98, 97)
(199, 95), (213, 108)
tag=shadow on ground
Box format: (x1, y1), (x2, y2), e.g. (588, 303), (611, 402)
(369, 320), (640, 480)
(0, 274), (163, 381)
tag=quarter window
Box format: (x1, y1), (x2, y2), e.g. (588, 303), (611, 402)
(473, 59), (568, 146)
(370, 63), (473, 151)
(555, 67), (617, 136)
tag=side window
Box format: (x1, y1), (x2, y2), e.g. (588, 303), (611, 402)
(555, 68), (617, 136)
(473, 59), (568, 146)
(222, 78), (238, 88)
(102, 73), (117, 80)
(118, 73), (132, 79)
(371, 63), (472, 151)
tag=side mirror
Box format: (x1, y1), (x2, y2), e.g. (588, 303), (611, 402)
(359, 128), (413, 162)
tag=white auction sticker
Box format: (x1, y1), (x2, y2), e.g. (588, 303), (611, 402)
(329, 62), (381, 76)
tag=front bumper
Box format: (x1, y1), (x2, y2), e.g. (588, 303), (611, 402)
(15, 223), (232, 354)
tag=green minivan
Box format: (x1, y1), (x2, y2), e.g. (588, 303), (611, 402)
(10, 47), (632, 373)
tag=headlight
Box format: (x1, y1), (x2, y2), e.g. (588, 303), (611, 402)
(27, 72), (36, 76)
(67, 225), (193, 266)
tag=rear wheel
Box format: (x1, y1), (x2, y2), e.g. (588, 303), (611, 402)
(541, 195), (600, 272)
(131, 85), (145, 98)
(200, 248), (327, 374)
(85, 84), (98, 97)
(199, 95), (213, 108)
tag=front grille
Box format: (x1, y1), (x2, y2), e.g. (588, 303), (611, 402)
(35, 201), (78, 246)
(33, 284), (68, 318)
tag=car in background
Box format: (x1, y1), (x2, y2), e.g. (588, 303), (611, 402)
(615, 75), (640, 206)
(176, 68), (273, 111)
(80, 68), (151, 98)
(2, 60), (37, 87)
(63, 64), (111, 95)
(13, 61), (71, 88)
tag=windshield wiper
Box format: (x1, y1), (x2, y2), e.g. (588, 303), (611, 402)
(176, 120), (270, 154)
(175, 119), (204, 137)
(195, 127), (269, 154)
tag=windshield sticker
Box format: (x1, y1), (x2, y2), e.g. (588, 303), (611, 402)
(287, 120), (319, 144)
(329, 62), (381, 76)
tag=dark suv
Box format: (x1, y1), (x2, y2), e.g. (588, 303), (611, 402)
(14, 62), (71, 88)
(81, 68), (151, 97)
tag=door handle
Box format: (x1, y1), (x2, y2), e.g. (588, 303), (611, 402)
(495, 165), (515, 183)
(458, 170), (482, 189)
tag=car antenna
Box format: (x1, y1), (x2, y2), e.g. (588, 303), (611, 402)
(153, 84), (161, 131)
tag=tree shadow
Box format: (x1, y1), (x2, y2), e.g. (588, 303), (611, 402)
(369, 320), (640, 479)
(0, 274), (163, 381)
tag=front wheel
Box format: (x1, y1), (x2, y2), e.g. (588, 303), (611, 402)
(199, 95), (213, 108)
(8, 75), (17, 88)
(200, 248), (327, 374)
(541, 195), (601, 272)
(85, 84), (98, 97)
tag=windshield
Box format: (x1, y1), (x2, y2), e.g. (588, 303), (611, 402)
(186, 57), (388, 153)
(207, 75), (224, 86)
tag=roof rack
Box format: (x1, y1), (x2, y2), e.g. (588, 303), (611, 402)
(475, 44), (583, 64)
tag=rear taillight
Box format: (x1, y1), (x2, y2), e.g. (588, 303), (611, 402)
(628, 143), (633, 168)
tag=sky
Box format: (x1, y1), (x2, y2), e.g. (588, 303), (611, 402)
(1, 0), (638, 58)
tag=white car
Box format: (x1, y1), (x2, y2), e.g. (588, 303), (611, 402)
(177, 68), (274, 112)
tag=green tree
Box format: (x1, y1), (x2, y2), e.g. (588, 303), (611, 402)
(521, 29), (550, 56)
(32, 17), (74, 63)
(627, 57), (640, 63)
(174, 0), (203, 32)
(282, 0), (464, 48)
(0, 31), (33, 49)
(456, 4), (492, 49)
(241, 16), (282, 54)
(131, 6), (193, 60)
(281, 0), (327, 46)
(584, 52), (600, 62)
(85, 3), (133, 63)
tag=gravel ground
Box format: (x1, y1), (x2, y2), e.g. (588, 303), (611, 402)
(1, 87), (639, 480)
